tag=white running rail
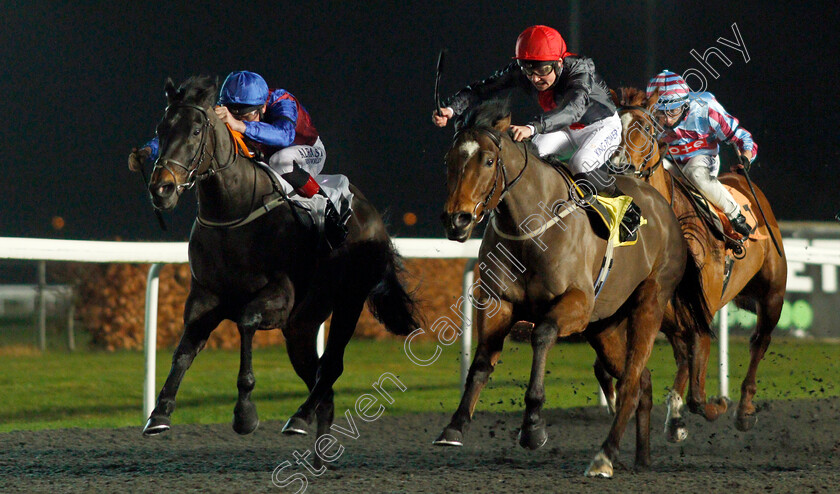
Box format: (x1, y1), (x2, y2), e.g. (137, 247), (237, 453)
(1, 235), (838, 418)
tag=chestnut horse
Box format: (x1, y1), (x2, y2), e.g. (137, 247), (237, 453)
(435, 101), (710, 477)
(142, 76), (421, 446)
(608, 87), (787, 440)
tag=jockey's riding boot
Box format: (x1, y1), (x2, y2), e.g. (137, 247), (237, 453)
(320, 190), (349, 249)
(729, 213), (752, 238)
(281, 162), (349, 250)
(574, 167), (642, 240)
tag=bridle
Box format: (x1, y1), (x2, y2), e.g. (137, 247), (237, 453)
(617, 105), (664, 179)
(452, 127), (530, 224)
(153, 103), (238, 191)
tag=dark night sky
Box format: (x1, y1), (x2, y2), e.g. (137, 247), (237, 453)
(1, 1), (838, 243)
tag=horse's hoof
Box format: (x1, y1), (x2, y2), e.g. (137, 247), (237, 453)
(702, 395), (731, 421)
(735, 412), (758, 432)
(665, 417), (688, 443)
(282, 416), (309, 436)
(143, 416), (171, 436)
(584, 451), (614, 478)
(518, 422), (548, 450)
(433, 427), (464, 447)
(233, 401), (260, 435)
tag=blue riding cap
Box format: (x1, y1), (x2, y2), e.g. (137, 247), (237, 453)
(218, 71), (269, 109)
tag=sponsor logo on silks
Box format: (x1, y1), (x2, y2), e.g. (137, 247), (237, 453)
(298, 147), (323, 159)
(668, 138), (707, 156)
(593, 128), (620, 160)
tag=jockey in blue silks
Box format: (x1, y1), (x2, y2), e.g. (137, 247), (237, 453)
(130, 71), (346, 244)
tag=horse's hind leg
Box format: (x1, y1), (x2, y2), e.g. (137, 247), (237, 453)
(232, 325), (259, 435)
(586, 280), (661, 478)
(435, 300), (513, 446)
(144, 288), (222, 436)
(281, 320), (324, 436)
(736, 288), (784, 431)
(593, 358), (616, 415)
(635, 368), (653, 470)
(286, 294), (367, 430)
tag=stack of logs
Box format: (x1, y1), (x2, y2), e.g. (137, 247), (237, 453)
(58, 258), (470, 350)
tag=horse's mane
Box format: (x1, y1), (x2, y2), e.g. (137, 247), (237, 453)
(614, 86), (647, 107)
(456, 99), (511, 133)
(170, 75), (219, 107)
(455, 98), (545, 158)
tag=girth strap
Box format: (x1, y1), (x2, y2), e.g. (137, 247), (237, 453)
(196, 196), (287, 229)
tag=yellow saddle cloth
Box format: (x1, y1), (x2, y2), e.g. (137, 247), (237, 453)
(591, 195), (647, 247)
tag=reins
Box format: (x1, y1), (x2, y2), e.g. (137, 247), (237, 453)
(153, 104), (238, 192)
(154, 102), (291, 229)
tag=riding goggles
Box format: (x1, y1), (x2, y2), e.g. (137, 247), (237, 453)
(517, 60), (555, 77)
(653, 104), (689, 121)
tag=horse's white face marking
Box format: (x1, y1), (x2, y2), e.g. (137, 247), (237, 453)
(620, 113), (633, 139)
(459, 140), (480, 162)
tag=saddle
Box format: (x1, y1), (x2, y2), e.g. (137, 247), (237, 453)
(229, 126), (354, 250)
(547, 159), (645, 246)
(671, 172), (763, 249)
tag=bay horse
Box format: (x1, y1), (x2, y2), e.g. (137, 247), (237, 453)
(142, 76), (420, 445)
(435, 101), (710, 477)
(608, 87), (787, 440)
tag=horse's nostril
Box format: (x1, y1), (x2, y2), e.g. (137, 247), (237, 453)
(453, 212), (473, 229)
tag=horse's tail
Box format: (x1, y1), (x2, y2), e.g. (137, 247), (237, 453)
(671, 253), (714, 338)
(366, 241), (423, 336)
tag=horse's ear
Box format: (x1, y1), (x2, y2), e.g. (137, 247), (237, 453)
(646, 88), (660, 111)
(492, 113), (511, 133)
(609, 88), (621, 107)
(164, 77), (177, 104)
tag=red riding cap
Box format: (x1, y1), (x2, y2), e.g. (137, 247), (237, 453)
(514, 25), (568, 61)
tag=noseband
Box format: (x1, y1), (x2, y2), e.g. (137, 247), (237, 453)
(153, 103), (237, 191)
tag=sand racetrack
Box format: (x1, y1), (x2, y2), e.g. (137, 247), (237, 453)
(2, 397), (838, 493)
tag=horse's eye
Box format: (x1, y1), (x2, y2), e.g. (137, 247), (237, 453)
(485, 158), (494, 167)
(193, 128), (201, 136)
(644, 125), (651, 133)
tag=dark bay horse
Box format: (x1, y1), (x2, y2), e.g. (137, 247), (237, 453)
(436, 101), (710, 477)
(609, 87), (787, 440)
(142, 76), (420, 444)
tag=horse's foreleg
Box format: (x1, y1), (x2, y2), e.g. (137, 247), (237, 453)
(520, 289), (590, 451)
(686, 329), (729, 422)
(663, 325), (691, 442)
(232, 325), (259, 435)
(586, 280), (660, 478)
(736, 290), (783, 431)
(143, 289), (221, 436)
(434, 300), (513, 447)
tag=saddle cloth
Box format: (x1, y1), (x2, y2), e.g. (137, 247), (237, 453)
(682, 180), (764, 241)
(227, 125), (354, 220)
(256, 161), (354, 221)
(551, 162), (645, 247)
